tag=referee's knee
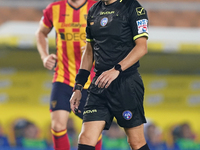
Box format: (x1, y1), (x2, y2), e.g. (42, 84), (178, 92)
(78, 132), (96, 146)
(128, 138), (146, 150)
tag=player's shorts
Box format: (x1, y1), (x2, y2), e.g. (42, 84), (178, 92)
(50, 82), (88, 119)
(83, 70), (147, 130)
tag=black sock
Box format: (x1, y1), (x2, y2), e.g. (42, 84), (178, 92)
(138, 143), (150, 150)
(78, 144), (95, 150)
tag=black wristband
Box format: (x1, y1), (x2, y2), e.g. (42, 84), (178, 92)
(75, 69), (90, 87)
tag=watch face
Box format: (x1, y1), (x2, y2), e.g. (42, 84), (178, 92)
(115, 64), (121, 70)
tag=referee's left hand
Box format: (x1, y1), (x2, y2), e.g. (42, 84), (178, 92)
(95, 68), (120, 88)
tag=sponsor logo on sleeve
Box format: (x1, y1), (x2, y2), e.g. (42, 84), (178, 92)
(136, 7), (145, 16)
(136, 19), (148, 34)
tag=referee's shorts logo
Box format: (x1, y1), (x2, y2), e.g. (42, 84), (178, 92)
(122, 110), (132, 120)
(83, 109), (97, 115)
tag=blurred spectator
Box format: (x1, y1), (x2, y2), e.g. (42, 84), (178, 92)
(172, 122), (200, 150)
(21, 121), (48, 149)
(102, 121), (130, 150)
(13, 119), (48, 149)
(13, 118), (30, 147)
(0, 122), (10, 148)
(181, 123), (196, 140)
(144, 122), (168, 150)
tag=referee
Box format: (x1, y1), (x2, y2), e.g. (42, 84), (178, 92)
(70, 0), (150, 149)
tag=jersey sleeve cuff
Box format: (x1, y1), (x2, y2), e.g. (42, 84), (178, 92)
(133, 33), (149, 41)
(43, 22), (51, 29)
(86, 38), (94, 42)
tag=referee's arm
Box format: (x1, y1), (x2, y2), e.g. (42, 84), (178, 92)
(119, 37), (148, 71)
(80, 41), (94, 71)
(70, 42), (94, 114)
(95, 37), (147, 89)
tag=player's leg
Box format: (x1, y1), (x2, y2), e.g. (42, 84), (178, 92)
(51, 110), (70, 150)
(124, 124), (149, 150)
(50, 82), (73, 150)
(78, 121), (105, 150)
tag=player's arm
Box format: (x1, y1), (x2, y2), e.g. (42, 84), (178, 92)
(35, 21), (57, 70)
(70, 42), (94, 114)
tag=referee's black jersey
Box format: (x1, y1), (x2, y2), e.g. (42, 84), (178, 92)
(86, 0), (149, 74)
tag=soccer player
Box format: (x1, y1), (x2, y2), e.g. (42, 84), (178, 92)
(70, 0), (150, 150)
(35, 0), (102, 150)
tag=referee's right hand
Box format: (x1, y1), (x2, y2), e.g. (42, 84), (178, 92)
(70, 90), (82, 114)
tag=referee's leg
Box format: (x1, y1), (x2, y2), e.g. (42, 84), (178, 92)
(124, 124), (150, 150)
(78, 121), (105, 150)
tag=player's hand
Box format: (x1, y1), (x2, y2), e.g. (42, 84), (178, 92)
(42, 54), (57, 70)
(95, 68), (120, 88)
(70, 90), (82, 114)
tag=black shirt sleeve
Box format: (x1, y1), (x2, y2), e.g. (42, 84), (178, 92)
(129, 1), (149, 41)
(86, 9), (94, 42)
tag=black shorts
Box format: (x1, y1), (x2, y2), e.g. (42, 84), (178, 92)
(83, 71), (147, 130)
(50, 82), (88, 119)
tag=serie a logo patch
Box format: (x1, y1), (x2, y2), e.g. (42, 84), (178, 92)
(136, 19), (148, 34)
(100, 17), (108, 26)
(122, 110), (132, 120)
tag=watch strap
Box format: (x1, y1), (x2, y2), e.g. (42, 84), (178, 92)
(73, 84), (83, 92)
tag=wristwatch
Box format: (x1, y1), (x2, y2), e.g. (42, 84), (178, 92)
(73, 84), (83, 92)
(114, 64), (122, 73)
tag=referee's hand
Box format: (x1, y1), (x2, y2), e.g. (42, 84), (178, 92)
(95, 68), (120, 88)
(70, 90), (82, 114)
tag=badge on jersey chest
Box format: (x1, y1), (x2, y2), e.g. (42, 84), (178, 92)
(100, 17), (108, 27)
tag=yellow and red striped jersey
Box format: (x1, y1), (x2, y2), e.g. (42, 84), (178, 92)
(42, 0), (96, 88)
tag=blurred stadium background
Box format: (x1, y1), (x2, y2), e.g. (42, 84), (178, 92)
(0, 0), (200, 150)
